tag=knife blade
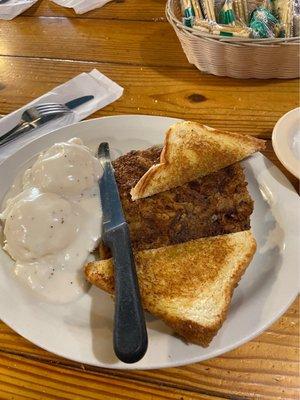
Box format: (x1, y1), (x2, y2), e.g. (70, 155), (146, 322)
(98, 142), (126, 232)
(65, 95), (94, 110)
(98, 142), (148, 364)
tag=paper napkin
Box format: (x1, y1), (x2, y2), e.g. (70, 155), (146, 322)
(51, 0), (112, 14)
(0, 0), (37, 20)
(0, 69), (123, 162)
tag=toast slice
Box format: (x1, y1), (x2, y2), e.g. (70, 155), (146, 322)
(85, 230), (256, 347)
(131, 121), (265, 200)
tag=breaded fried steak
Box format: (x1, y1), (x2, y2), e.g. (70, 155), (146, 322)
(112, 146), (253, 252)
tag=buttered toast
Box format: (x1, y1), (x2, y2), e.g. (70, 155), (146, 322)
(131, 121), (265, 200)
(86, 231), (256, 347)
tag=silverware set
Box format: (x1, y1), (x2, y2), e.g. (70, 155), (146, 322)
(0, 95), (94, 147)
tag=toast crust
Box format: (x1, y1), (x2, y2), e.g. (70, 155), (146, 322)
(85, 231), (257, 347)
(131, 122), (265, 200)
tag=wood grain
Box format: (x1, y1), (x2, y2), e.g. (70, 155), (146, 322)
(22, 0), (166, 20)
(0, 57), (298, 136)
(0, 298), (299, 399)
(0, 0), (299, 397)
(0, 18), (188, 67)
(0, 353), (226, 400)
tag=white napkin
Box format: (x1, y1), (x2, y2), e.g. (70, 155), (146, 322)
(0, 0), (37, 20)
(0, 68), (123, 162)
(51, 0), (112, 14)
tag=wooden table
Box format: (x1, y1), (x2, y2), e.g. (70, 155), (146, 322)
(0, 0), (299, 398)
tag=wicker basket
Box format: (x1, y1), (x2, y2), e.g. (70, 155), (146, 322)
(166, 0), (300, 79)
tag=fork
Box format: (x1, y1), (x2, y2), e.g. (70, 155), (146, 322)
(0, 103), (72, 147)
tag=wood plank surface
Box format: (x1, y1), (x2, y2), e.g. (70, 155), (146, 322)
(0, 353), (225, 400)
(0, 57), (298, 137)
(0, 0), (299, 397)
(0, 298), (298, 399)
(22, 0), (166, 20)
(0, 18), (188, 66)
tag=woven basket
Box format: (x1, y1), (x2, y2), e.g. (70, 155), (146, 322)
(166, 0), (300, 79)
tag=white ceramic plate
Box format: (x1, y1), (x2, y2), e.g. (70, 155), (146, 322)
(0, 115), (299, 370)
(272, 108), (300, 179)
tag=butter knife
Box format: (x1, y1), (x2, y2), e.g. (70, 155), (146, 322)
(98, 142), (148, 364)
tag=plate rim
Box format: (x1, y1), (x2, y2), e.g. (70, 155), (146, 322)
(0, 288), (297, 371)
(0, 114), (299, 370)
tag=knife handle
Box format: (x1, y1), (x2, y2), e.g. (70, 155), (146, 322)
(0, 122), (31, 147)
(106, 223), (148, 364)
